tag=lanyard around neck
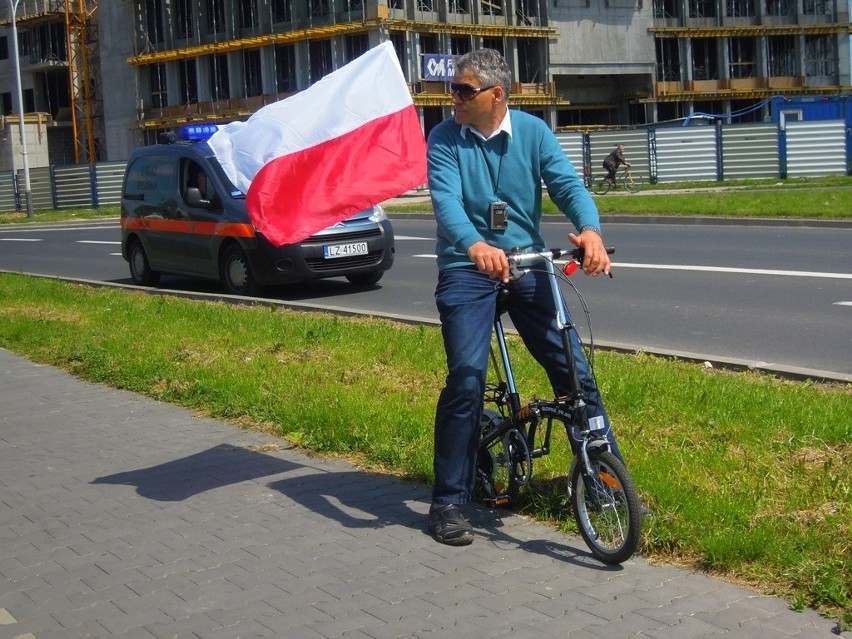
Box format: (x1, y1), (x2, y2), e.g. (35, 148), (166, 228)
(475, 132), (507, 197)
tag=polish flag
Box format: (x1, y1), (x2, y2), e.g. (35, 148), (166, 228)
(208, 41), (427, 247)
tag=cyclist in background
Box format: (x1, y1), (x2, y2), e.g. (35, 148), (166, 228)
(603, 144), (631, 185)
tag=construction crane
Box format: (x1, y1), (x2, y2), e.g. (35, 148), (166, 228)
(65, 0), (101, 165)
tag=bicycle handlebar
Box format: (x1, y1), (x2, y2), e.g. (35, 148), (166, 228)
(507, 246), (615, 267)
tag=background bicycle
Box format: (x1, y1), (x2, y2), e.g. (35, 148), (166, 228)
(591, 169), (645, 195)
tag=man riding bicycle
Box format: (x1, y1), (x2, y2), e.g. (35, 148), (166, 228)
(603, 144), (631, 185)
(425, 48), (625, 546)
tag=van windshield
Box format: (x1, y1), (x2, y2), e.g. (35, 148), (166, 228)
(197, 143), (246, 199)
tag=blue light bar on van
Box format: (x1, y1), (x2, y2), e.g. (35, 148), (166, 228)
(177, 124), (219, 141)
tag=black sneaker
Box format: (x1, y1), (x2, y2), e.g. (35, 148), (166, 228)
(428, 504), (474, 546)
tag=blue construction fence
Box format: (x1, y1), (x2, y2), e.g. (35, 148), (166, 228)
(558, 117), (851, 188)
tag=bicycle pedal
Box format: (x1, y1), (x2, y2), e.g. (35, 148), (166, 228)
(486, 495), (512, 508)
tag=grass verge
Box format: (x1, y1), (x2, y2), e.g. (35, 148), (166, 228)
(0, 273), (849, 627)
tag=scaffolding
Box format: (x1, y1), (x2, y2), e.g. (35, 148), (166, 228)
(0, 0), (102, 165)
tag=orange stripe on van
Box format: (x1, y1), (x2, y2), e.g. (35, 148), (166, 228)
(122, 217), (256, 238)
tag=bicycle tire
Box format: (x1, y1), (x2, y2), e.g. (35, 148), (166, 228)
(590, 175), (610, 195)
(622, 172), (645, 194)
(569, 449), (641, 564)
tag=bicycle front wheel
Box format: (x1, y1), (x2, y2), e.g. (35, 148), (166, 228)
(622, 173), (645, 194)
(569, 449), (641, 564)
(591, 175), (610, 195)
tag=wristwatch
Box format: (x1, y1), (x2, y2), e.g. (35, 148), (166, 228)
(580, 225), (601, 236)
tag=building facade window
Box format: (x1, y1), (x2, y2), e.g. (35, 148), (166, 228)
(345, 34), (369, 62)
(689, 0), (716, 18)
(655, 38), (681, 81)
(144, 0), (165, 45)
(179, 59), (199, 103)
(802, 0), (831, 14)
(176, 0), (194, 39)
(482, 37), (504, 53)
(207, 0), (226, 33)
(450, 36), (471, 55)
(804, 35), (834, 76)
(238, 0), (259, 29)
(725, 0), (754, 17)
(768, 36), (796, 75)
(210, 53), (230, 100)
(309, 40), (333, 82)
(692, 38), (718, 79)
(271, 0), (293, 21)
(309, 0), (330, 18)
(149, 63), (168, 108)
(242, 50), (263, 97)
(274, 44), (298, 92)
(653, 0), (680, 18)
(764, 0), (794, 16)
(728, 37), (755, 78)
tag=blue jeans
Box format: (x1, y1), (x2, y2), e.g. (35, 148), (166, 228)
(432, 266), (622, 506)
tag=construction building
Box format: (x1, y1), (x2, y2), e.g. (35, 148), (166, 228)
(0, 0), (848, 167)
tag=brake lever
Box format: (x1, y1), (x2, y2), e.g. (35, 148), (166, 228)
(508, 264), (527, 282)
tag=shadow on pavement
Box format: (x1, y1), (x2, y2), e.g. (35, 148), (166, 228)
(91, 442), (304, 501)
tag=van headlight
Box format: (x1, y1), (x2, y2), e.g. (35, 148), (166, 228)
(368, 205), (387, 223)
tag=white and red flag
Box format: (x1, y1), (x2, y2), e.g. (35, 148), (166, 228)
(208, 41), (427, 247)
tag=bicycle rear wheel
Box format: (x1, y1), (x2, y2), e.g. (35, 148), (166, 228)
(622, 173), (645, 193)
(569, 449), (641, 564)
(591, 175), (610, 195)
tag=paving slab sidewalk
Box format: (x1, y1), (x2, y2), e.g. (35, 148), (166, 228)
(0, 348), (847, 639)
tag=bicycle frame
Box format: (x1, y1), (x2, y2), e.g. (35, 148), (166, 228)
(477, 247), (642, 564)
(482, 249), (609, 481)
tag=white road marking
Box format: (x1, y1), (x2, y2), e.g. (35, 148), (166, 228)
(615, 262), (852, 280)
(0, 224), (116, 233)
(0, 238), (41, 242)
(411, 255), (852, 280)
(835, 301), (852, 307)
(77, 240), (121, 245)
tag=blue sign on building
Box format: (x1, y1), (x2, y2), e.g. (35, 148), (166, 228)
(423, 54), (455, 80)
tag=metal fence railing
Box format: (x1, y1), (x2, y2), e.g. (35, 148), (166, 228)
(557, 118), (851, 186)
(1, 119), (850, 214)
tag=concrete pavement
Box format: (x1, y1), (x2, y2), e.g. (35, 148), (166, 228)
(0, 347), (848, 639)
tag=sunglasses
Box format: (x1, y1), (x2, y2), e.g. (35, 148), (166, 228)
(450, 83), (496, 101)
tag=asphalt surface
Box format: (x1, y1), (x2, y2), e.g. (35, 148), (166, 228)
(1, 347), (848, 639)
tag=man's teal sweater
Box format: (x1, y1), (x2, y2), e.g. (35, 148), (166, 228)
(427, 109), (600, 270)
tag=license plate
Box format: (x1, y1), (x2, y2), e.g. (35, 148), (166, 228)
(323, 241), (368, 259)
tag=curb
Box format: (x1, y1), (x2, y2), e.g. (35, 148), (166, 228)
(3, 270), (849, 384)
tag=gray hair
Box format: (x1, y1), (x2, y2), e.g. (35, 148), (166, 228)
(454, 48), (512, 97)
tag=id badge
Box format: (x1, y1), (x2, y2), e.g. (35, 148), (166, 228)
(489, 201), (508, 230)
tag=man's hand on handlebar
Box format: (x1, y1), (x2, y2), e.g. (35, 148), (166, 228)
(568, 229), (611, 277)
(467, 240), (511, 283)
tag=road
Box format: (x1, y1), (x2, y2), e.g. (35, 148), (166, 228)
(0, 217), (850, 381)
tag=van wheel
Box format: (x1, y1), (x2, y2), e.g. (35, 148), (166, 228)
(346, 271), (383, 287)
(220, 244), (263, 296)
(128, 239), (161, 286)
